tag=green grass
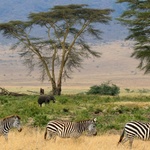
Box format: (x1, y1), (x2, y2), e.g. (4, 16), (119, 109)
(0, 94), (150, 133)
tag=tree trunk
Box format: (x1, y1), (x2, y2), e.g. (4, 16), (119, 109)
(52, 87), (61, 95)
(54, 79), (62, 95)
(56, 85), (61, 96)
(51, 78), (62, 95)
(51, 78), (57, 95)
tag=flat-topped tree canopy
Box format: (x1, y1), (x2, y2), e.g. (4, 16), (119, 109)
(0, 4), (113, 95)
(29, 4), (113, 25)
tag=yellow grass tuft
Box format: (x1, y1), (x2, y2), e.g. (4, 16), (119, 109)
(0, 127), (150, 150)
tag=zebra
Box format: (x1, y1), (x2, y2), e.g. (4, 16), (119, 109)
(118, 121), (150, 149)
(0, 115), (22, 140)
(44, 118), (97, 140)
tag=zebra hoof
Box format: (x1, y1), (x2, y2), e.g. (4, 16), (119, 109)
(18, 128), (22, 132)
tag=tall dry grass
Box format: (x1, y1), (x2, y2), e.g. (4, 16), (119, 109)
(0, 127), (150, 150)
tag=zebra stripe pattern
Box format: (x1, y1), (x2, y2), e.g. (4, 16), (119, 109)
(118, 121), (150, 149)
(44, 118), (97, 140)
(0, 115), (22, 140)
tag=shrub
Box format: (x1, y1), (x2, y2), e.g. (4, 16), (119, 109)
(87, 81), (120, 96)
(58, 98), (68, 104)
(0, 98), (8, 104)
(34, 114), (49, 127)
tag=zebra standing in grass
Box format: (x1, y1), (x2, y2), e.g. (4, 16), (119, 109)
(0, 115), (22, 140)
(118, 121), (150, 149)
(44, 118), (97, 140)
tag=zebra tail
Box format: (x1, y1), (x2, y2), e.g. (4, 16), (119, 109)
(118, 129), (125, 145)
(44, 128), (47, 140)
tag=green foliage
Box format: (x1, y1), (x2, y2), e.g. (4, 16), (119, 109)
(87, 82), (120, 96)
(34, 114), (49, 127)
(0, 94), (150, 134)
(58, 97), (68, 104)
(0, 96), (8, 104)
(124, 88), (134, 93)
(117, 0), (150, 74)
(138, 88), (150, 94)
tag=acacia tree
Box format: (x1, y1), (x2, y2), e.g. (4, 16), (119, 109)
(117, 0), (150, 74)
(0, 4), (113, 95)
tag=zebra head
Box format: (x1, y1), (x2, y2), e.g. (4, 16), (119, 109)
(12, 115), (22, 132)
(87, 118), (97, 136)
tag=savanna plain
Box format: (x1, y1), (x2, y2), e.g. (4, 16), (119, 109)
(0, 94), (150, 150)
(0, 41), (150, 150)
(1, 129), (150, 150)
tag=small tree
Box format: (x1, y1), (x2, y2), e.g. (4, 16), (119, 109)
(116, 0), (150, 74)
(0, 4), (113, 95)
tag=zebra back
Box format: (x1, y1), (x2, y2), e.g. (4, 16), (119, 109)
(125, 121), (150, 140)
(44, 118), (97, 140)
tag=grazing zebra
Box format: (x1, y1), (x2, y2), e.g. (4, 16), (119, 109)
(0, 115), (22, 140)
(44, 118), (97, 140)
(118, 121), (150, 149)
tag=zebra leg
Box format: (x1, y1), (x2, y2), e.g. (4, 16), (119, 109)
(51, 134), (57, 142)
(121, 136), (129, 144)
(129, 138), (134, 150)
(3, 133), (8, 141)
(118, 129), (126, 146)
(70, 132), (81, 138)
(44, 129), (47, 140)
(47, 131), (57, 141)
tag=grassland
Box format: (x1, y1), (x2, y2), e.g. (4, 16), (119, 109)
(1, 127), (150, 150)
(0, 93), (150, 149)
(1, 94), (150, 128)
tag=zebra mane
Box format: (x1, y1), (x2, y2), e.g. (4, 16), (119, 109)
(76, 120), (88, 123)
(51, 118), (96, 124)
(76, 118), (96, 123)
(2, 115), (21, 121)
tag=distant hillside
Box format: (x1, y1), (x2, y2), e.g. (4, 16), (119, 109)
(0, 0), (128, 44)
(0, 41), (149, 91)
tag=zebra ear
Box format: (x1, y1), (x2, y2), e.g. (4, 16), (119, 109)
(93, 118), (97, 122)
(14, 115), (21, 120)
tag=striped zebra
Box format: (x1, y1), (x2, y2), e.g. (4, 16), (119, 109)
(118, 121), (150, 149)
(44, 118), (97, 140)
(0, 115), (22, 140)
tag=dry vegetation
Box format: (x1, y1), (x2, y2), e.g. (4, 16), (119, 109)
(0, 41), (150, 93)
(0, 127), (150, 150)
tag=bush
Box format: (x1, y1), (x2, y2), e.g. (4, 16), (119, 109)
(34, 114), (49, 127)
(87, 81), (120, 96)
